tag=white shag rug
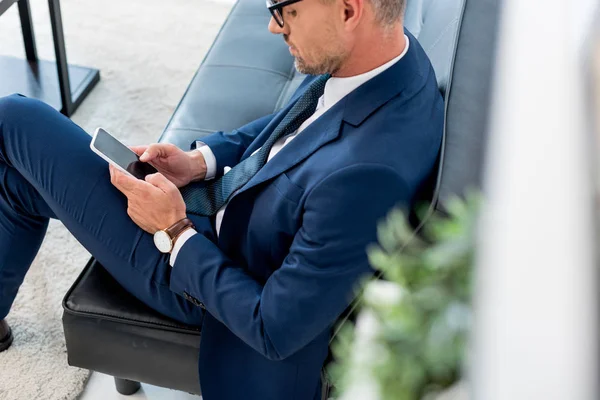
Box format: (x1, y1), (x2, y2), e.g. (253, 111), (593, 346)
(0, 0), (233, 399)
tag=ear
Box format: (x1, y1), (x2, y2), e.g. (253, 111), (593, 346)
(340, 0), (364, 31)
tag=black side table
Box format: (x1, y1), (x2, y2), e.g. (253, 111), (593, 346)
(0, 0), (99, 117)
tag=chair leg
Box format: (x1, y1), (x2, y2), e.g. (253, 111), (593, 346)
(114, 377), (141, 395)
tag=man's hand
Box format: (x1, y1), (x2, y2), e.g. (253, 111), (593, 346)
(109, 164), (187, 234)
(129, 143), (207, 188)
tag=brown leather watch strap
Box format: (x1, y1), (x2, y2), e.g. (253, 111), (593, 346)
(165, 218), (195, 242)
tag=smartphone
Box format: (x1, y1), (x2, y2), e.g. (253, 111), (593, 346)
(90, 127), (158, 180)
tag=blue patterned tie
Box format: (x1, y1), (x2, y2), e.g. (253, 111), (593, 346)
(181, 74), (330, 216)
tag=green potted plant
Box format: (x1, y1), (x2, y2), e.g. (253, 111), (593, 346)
(329, 193), (480, 400)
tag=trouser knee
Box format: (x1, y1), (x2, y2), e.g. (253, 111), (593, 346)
(0, 94), (29, 120)
(0, 94), (56, 152)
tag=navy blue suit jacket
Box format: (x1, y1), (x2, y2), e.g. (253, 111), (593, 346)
(169, 31), (444, 400)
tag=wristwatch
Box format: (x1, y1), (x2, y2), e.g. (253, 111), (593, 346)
(153, 218), (195, 254)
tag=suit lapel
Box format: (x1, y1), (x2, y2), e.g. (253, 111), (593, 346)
(237, 98), (345, 195)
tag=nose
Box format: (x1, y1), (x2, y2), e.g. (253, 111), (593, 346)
(268, 17), (286, 34)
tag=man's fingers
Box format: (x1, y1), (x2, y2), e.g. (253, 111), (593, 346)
(109, 164), (138, 192)
(140, 143), (176, 162)
(129, 145), (149, 156)
(130, 144), (161, 162)
(145, 172), (177, 193)
(141, 144), (164, 162)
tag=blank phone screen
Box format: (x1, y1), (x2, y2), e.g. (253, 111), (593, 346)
(94, 128), (158, 179)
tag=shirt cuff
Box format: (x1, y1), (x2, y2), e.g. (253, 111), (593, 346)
(169, 228), (198, 267)
(195, 142), (216, 180)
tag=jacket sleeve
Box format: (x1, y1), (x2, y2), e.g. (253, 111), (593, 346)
(193, 112), (276, 177)
(169, 164), (411, 361)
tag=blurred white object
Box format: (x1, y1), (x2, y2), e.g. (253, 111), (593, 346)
(473, 1), (599, 400)
(338, 311), (383, 400)
(363, 280), (404, 307)
(431, 381), (469, 400)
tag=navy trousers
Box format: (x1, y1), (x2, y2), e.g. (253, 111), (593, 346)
(0, 94), (209, 326)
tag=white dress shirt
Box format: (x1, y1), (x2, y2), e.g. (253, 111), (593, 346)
(169, 36), (410, 266)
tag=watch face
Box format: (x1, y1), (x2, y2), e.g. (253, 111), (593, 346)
(153, 230), (172, 253)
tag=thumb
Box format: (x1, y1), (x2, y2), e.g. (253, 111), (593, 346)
(140, 144), (160, 162)
(145, 172), (171, 189)
(129, 145), (149, 157)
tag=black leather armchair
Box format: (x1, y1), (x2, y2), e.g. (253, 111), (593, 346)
(61, 0), (500, 396)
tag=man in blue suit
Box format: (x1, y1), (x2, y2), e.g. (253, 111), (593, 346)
(0, 0), (443, 398)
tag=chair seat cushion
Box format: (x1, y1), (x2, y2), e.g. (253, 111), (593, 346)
(62, 258), (202, 395)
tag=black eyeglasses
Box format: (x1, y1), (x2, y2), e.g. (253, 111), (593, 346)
(266, 0), (303, 28)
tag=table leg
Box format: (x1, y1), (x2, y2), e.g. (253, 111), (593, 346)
(17, 0), (37, 62)
(48, 0), (73, 116)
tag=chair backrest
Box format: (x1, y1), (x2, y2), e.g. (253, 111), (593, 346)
(433, 0), (500, 208)
(404, 0), (465, 98)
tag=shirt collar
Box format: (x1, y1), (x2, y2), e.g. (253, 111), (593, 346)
(321, 35), (410, 110)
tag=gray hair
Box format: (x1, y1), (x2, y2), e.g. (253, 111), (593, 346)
(320, 0), (405, 29)
(369, 0), (406, 28)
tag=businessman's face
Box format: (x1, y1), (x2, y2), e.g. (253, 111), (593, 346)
(268, 0), (349, 75)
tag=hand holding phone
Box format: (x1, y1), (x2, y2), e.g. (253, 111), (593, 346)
(90, 128), (158, 180)
(91, 128), (206, 187)
(129, 143), (206, 188)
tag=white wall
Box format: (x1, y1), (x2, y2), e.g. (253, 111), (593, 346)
(472, 0), (599, 399)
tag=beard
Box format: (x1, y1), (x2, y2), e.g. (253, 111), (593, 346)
(284, 30), (347, 75)
(294, 53), (346, 75)
(291, 38), (348, 75)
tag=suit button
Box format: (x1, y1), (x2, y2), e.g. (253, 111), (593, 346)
(198, 302), (206, 309)
(183, 291), (191, 300)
